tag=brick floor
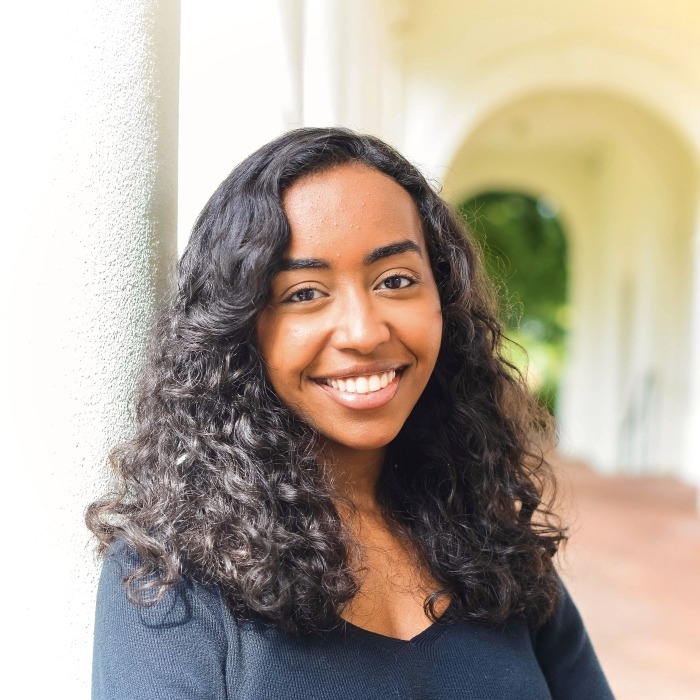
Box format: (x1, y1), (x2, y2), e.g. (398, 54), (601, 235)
(552, 455), (700, 699)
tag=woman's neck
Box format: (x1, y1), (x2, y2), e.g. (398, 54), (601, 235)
(321, 444), (386, 513)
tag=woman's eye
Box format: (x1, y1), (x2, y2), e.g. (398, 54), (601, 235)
(284, 288), (322, 303)
(379, 275), (415, 290)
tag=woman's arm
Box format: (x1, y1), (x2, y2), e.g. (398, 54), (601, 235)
(533, 581), (615, 699)
(92, 542), (229, 700)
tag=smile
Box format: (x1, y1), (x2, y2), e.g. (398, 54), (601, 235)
(314, 368), (404, 410)
(320, 369), (396, 394)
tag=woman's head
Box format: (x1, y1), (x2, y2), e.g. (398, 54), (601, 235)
(180, 130), (470, 326)
(176, 127), (488, 452)
(87, 127), (564, 634)
(256, 162), (443, 457)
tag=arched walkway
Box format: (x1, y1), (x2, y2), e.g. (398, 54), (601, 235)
(439, 91), (697, 477)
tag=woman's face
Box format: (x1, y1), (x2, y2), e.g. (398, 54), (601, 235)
(256, 163), (442, 456)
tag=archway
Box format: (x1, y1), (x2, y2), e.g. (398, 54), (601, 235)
(441, 90), (697, 477)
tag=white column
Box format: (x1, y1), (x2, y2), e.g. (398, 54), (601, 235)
(301, 0), (401, 138)
(302, 0), (345, 125)
(178, 0), (296, 249)
(277, 0), (305, 128)
(0, 1), (179, 696)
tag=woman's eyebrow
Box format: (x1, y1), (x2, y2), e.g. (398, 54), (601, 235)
(278, 257), (329, 271)
(279, 239), (423, 272)
(365, 240), (423, 264)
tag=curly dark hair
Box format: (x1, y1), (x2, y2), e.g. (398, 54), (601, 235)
(86, 127), (566, 635)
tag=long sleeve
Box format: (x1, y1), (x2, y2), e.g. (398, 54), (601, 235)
(533, 582), (615, 699)
(92, 542), (229, 700)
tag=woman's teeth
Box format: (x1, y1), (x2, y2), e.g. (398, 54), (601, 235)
(323, 370), (397, 394)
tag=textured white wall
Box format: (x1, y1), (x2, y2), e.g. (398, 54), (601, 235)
(0, 1), (179, 696)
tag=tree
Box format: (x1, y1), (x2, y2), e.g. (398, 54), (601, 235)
(459, 192), (569, 413)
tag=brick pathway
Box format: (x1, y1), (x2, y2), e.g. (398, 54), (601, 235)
(552, 456), (700, 699)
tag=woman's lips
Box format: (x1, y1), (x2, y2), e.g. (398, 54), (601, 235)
(314, 370), (402, 410)
(321, 369), (397, 393)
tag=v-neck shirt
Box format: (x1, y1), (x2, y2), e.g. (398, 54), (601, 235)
(92, 542), (614, 699)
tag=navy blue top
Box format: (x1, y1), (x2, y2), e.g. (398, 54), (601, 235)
(92, 542), (614, 699)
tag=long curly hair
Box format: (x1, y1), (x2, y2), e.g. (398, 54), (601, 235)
(87, 127), (566, 634)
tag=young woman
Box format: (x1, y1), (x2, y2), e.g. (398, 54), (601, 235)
(88, 128), (613, 699)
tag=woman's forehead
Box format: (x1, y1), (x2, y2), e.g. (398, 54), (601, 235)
(281, 163), (427, 258)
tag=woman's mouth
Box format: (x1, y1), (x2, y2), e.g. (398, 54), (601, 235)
(314, 368), (403, 409)
(320, 369), (396, 394)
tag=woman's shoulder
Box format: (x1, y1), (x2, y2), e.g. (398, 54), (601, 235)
(532, 578), (615, 699)
(97, 539), (226, 626)
(93, 540), (231, 700)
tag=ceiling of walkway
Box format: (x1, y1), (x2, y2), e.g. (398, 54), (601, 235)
(392, 0), (700, 172)
(398, 0), (700, 78)
(441, 90), (696, 206)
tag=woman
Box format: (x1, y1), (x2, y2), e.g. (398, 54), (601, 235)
(88, 127), (613, 699)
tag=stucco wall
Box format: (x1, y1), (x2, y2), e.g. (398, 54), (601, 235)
(177, 0), (397, 249)
(0, 1), (179, 696)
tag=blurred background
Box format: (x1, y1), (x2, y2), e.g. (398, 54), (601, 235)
(2, 1), (698, 697)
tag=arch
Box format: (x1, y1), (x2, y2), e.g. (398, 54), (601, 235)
(402, 36), (700, 175)
(435, 88), (698, 476)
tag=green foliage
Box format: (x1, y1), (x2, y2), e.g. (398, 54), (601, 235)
(458, 192), (569, 412)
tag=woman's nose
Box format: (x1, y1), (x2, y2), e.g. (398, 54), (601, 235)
(330, 293), (391, 354)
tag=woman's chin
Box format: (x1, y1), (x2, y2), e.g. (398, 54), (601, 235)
(318, 431), (399, 457)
